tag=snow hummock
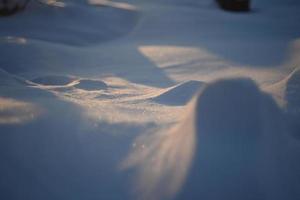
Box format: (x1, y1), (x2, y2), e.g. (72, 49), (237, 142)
(125, 78), (299, 200)
(0, 0), (139, 46)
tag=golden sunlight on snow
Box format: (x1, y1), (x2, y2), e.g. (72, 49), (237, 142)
(138, 45), (283, 85)
(87, 0), (136, 11)
(0, 97), (41, 124)
(0, 36), (27, 45)
(122, 100), (197, 200)
(39, 0), (66, 8)
(49, 77), (184, 125)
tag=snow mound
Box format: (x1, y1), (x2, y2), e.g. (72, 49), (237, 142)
(31, 75), (77, 86)
(125, 78), (291, 200)
(74, 79), (108, 91)
(152, 80), (204, 105)
(194, 78), (265, 140)
(0, 0), (139, 46)
(177, 78), (294, 200)
(177, 78), (275, 199)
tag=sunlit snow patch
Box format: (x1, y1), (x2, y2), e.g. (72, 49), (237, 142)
(0, 36), (27, 45)
(38, 0), (65, 7)
(88, 0), (136, 10)
(123, 78), (289, 200)
(0, 97), (41, 124)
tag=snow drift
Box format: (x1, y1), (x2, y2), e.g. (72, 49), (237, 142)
(124, 78), (299, 200)
(1, 0), (299, 199)
(0, 0), (139, 46)
(152, 80), (204, 105)
(265, 67), (300, 139)
(285, 67), (300, 112)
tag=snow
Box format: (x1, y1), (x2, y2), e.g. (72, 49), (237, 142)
(0, 0), (300, 199)
(31, 75), (78, 85)
(152, 80), (204, 105)
(0, 97), (41, 124)
(74, 79), (108, 90)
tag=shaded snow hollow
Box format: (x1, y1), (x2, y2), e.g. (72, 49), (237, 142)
(152, 80), (204, 105)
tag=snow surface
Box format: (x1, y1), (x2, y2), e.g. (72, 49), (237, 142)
(0, 0), (29, 10)
(151, 80), (204, 105)
(0, 0), (300, 199)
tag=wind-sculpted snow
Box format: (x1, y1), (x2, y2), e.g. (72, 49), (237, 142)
(0, 70), (141, 200)
(0, 0), (139, 46)
(0, 92), (138, 200)
(285, 67), (300, 139)
(1, 0), (300, 199)
(286, 67), (300, 112)
(264, 67), (300, 139)
(124, 78), (299, 200)
(30, 75), (108, 92)
(152, 80), (204, 106)
(31, 75), (77, 86)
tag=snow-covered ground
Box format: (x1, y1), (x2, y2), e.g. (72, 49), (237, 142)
(0, 0), (299, 199)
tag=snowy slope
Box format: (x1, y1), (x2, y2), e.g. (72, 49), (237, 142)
(0, 0), (300, 199)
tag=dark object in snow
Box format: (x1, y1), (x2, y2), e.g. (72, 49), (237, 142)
(216, 0), (250, 12)
(0, 0), (30, 16)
